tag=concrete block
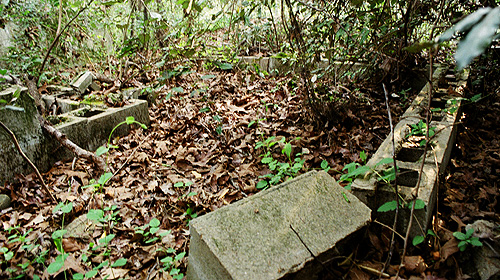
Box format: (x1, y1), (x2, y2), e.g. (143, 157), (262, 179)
(0, 86), (51, 183)
(187, 171), (371, 280)
(71, 71), (93, 95)
(55, 99), (150, 152)
(42, 95), (80, 114)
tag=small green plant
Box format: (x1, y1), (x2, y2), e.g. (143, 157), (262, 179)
(453, 228), (483, 251)
(84, 116), (147, 192)
(174, 181), (194, 188)
(0, 87), (24, 112)
(412, 229), (437, 246)
(158, 248), (186, 279)
(398, 88), (411, 107)
(407, 119), (435, 139)
(255, 136), (305, 190)
(135, 218), (163, 244)
(338, 151), (393, 190)
(0, 226), (46, 279)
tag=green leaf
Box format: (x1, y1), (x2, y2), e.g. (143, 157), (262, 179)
(453, 231), (467, 240)
(4, 251), (13, 261)
(98, 172), (113, 185)
(85, 269), (98, 278)
(360, 151), (367, 162)
(99, 234), (115, 245)
(455, 7), (500, 69)
(470, 238), (483, 247)
(377, 201), (398, 212)
(170, 268), (181, 275)
(375, 158), (393, 167)
(47, 254), (68, 274)
(458, 240), (468, 251)
(175, 252), (186, 261)
(111, 258), (127, 267)
(283, 142), (292, 159)
(412, 235), (425, 246)
(52, 229), (67, 240)
(73, 273), (84, 280)
(413, 199), (426, 210)
(61, 202), (73, 214)
(256, 180), (268, 189)
(470, 94), (482, 102)
(348, 165), (370, 178)
(172, 87), (184, 93)
(321, 160), (329, 169)
(149, 218), (161, 228)
(87, 209), (104, 221)
(95, 146), (109, 156)
(187, 192), (197, 197)
(125, 116), (135, 124)
(427, 229), (436, 237)
(261, 157), (273, 164)
(53, 202), (65, 213)
(218, 63), (233, 70)
(465, 228), (474, 239)
(438, 8), (492, 42)
(199, 107), (210, 113)
(174, 182), (184, 188)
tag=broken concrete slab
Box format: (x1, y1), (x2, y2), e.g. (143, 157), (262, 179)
(187, 171), (371, 280)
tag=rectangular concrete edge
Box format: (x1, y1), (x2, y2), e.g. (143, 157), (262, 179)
(187, 171), (372, 280)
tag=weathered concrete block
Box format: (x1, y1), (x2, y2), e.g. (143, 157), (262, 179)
(0, 86), (51, 183)
(71, 72), (93, 95)
(187, 171), (371, 280)
(54, 99), (150, 152)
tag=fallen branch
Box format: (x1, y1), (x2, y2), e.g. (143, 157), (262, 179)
(0, 120), (57, 203)
(38, 116), (106, 171)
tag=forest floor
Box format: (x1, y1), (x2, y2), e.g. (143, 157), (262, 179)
(1, 51), (499, 279)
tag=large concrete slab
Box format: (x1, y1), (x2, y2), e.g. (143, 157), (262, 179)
(187, 171), (371, 280)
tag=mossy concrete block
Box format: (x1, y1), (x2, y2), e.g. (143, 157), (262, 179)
(187, 171), (371, 280)
(0, 86), (51, 183)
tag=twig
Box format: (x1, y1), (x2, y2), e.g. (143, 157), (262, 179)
(381, 83), (400, 277)
(373, 220), (405, 241)
(0, 120), (57, 203)
(289, 224), (337, 277)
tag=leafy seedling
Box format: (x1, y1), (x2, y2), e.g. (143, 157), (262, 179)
(453, 228), (483, 251)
